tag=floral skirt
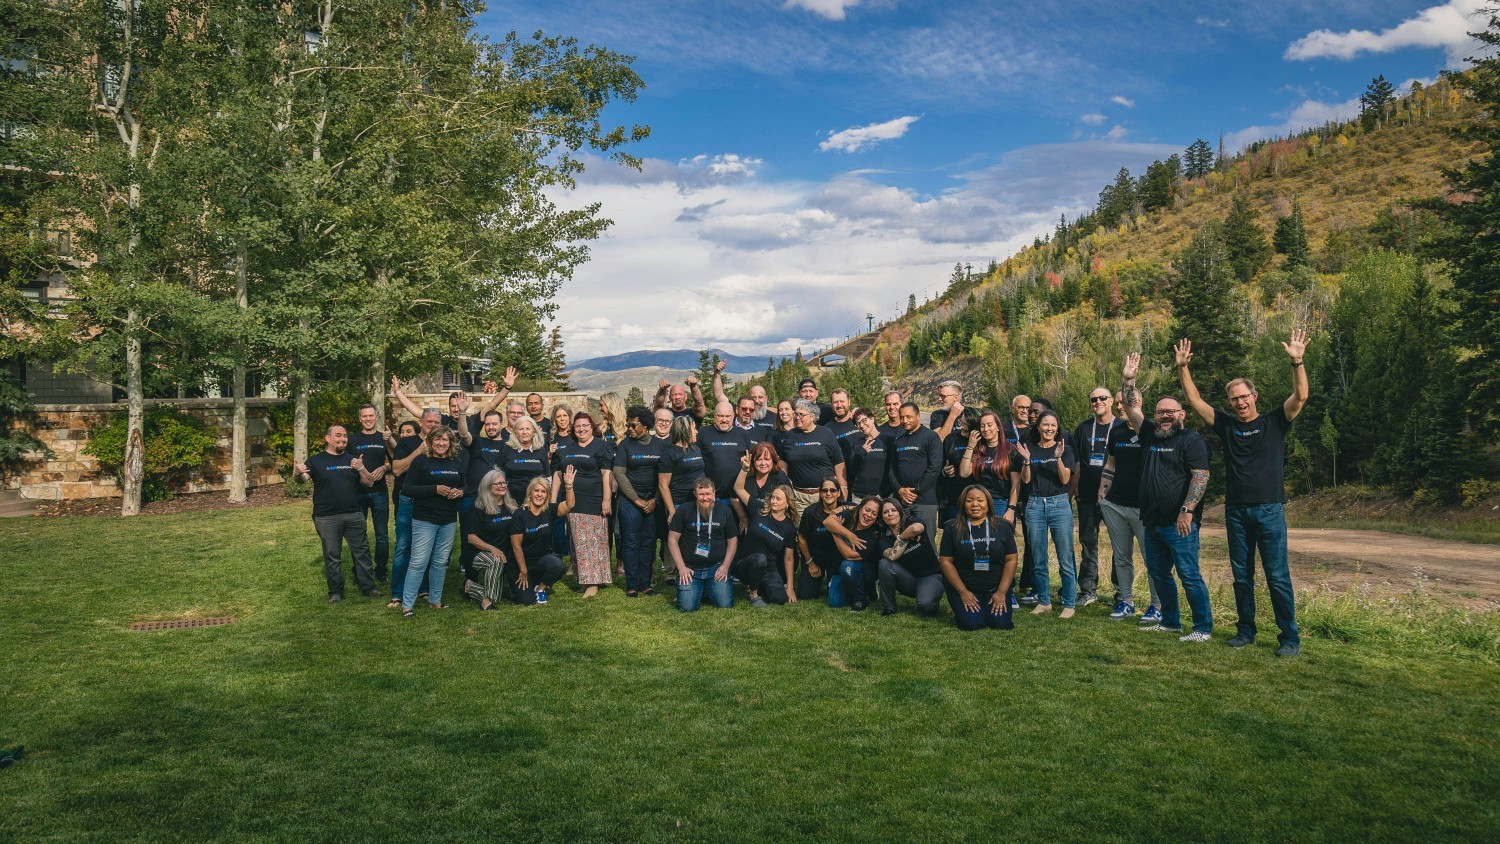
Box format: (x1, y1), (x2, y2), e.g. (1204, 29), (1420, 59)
(568, 513), (612, 586)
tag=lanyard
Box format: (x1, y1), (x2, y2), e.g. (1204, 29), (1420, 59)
(971, 518), (992, 555)
(695, 507), (711, 539)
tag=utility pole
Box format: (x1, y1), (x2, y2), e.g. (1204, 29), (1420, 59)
(865, 312), (874, 333)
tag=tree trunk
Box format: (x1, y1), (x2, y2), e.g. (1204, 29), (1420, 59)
(294, 317), (310, 464)
(371, 356), (386, 430)
(121, 322), (144, 516)
(229, 243), (249, 503)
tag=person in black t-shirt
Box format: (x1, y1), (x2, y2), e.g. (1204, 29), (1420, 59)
(400, 427), (467, 616)
(796, 378), (835, 426)
(875, 499), (943, 616)
(1178, 331), (1308, 655)
(657, 415), (706, 518)
(390, 410), (441, 605)
(295, 424), (380, 602)
(348, 404), (393, 580)
(830, 496), (885, 611)
(1073, 387), (1126, 607)
(460, 410), (509, 585)
(845, 408), (894, 503)
(698, 401), (752, 512)
(734, 441), (791, 519)
(796, 479), (851, 602)
(891, 402), (944, 537)
(1123, 352), (1213, 641)
(614, 406), (665, 598)
(731, 483), (797, 606)
(508, 472), (575, 605)
(654, 376), (707, 423)
(525, 393), (554, 441)
(1019, 410), (1079, 617)
(824, 389), (860, 462)
(1095, 394), (1160, 621)
(782, 400), (847, 520)
(668, 477), (739, 611)
(938, 485), (1019, 631)
(464, 469), (517, 610)
(879, 390), (905, 438)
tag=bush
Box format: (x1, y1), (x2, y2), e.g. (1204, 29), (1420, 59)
(265, 381), (372, 466)
(0, 372), (45, 479)
(84, 407), (218, 502)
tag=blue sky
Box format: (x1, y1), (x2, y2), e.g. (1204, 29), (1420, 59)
(475, 0), (1489, 363)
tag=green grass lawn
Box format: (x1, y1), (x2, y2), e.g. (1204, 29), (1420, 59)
(2, 502), (1498, 842)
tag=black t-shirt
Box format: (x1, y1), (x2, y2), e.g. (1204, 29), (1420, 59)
(553, 437), (612, 515)
(698, 425), (751, 498)
(440, 412), (482, 442)
(740, 421), (771, 444)
(738, 512), (795, 563)
(1073, 417), (1124, 499)
(940, 437), (971, 507)
(891, 426), (944, 503)
(742, 470), (791, 514)
(659, 444), (706, 505)
(1137, 425), (1211, 527)
(616, 436), (665, 500)
(1002, 421), (1029, 445)
(799, 503), (849, 565)
(669, 501), (738, 568)
(815, 402), (835, 426)
(392, 434), (424, 499)
(781, 427), (845, 489)
(939, 516), (1017, 594)
(404, 454), (466, 525)
(882, 529), (939, 578)
(879, 420), (905, 439)
(465, 436), (509, 496)
(968, 442), (1022, 503)
(1211, 406), (1292, 505)
(669, 404), (705, 423)
(825, 417), (860, 462)
(510, 504), (558, 564)
(469, 504), (515, 559)
(1024, 440), (1077, 499)
(347, 431), (390, 474)
(845, 432), (894, 497)
(305, 450), (364, 517)
(499, 443), (549, 495)
(1103, 424), (1146, 508)
(846, 522), (883, 564)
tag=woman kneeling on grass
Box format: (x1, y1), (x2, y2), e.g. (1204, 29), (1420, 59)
(465, 469), (518, 610)
(506, 471), (575, 605)
(876, 500), (943, 617)
(830, 496), (884, 612)
(669, 477), (739, 611)
(939, 485), (1018, 631)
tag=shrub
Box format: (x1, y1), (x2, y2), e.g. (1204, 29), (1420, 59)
(84, 407), (218, 502)
(0, 372), (45, 479)
(265, 381), (372, 466)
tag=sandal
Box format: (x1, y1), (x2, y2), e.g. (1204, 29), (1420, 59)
(626, 589), (639, 598)
(402, 608), (414, 618)
(386, 599), (402, 609)
(642, 587), (659, 597)
(429, 603), (446, 610)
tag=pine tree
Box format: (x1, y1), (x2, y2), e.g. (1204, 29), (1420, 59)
(946, 262), (967, 296)
(1168, 222), (1244, 392)
(626, 386), (645, 407)
(1221, 193), (1271, 282)
(1138, 159), (1176, 211)
(512, 323), (550, 380)
(1360, 75), (1397, 130)
(546, 327), (569, 390)
(906, 294), (916, 315)
(1273, 199), (1311, 269)
(1096, 167), (1136, 228)
(1184, 139), (1214, 179)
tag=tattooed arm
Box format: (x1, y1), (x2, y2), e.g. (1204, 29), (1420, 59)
(1177, 468), (1210, 536)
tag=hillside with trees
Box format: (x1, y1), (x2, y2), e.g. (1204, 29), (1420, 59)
(869, 53), (1500, 502)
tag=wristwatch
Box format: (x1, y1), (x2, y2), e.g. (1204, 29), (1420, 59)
(1180, 506), (1192, 513)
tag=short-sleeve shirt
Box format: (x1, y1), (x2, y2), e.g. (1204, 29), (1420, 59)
(798, 503), (849, 565)
(470, 505), (515, 560)
(553, 437), (613, 515)
(742, 471), (791, 514)
(1211, 406), (1292, 505)
(1073, 417), (1124, 499)
(1137, 426), (1211, 527)
(392, 434), (424, 499)
(499, 443), (549, 495)
(305, 451), (363, 517)
(465, 436), (509, 496)
(347, 431), (390, 475)
(882, 529), (940, 578)
(658, 444), (706, 504)
(739, 512), (796, 563)
(781, 427), (845, 489)
(669, 501), (738, 568)
(698, 425), (752, 498)
(1024, 441), (1077, 499)
(510, 504), (558, 564)
(1103, 424), (1145, 508)
(968, 443), (1022, 503)
(939, 516), (1017, 594)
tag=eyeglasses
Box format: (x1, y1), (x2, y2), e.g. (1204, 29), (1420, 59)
(1229, 394), (1254, 403)
(1013, 405), (1030, 412)
(820, 488), (840, 494)
(1089, 396), (1111, 403)
(1156, 409), (1183, 416)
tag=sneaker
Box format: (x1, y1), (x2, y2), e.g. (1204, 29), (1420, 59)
(1019, 590), (1040, 606)
(1275, 642), (1301, 657)
(1226, 634), (1255, 648)
(534, 587), (549, 605)
(750, 596), (769, 608)
(881, 607), (897, 616)
(1179, 631), (1212, 643)
(1008, 593), (1019, 610)
(851, 601), (868, 612)
(1140, 623), (1183, 633)
(1138, 606), (1163, 625)
(327, 594), (343, 604)
(1109, 601), (1136, 620)
(1080, 594), (1099, 608)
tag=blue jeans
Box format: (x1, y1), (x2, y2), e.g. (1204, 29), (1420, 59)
(1143, 523), (1213, 634)
(403, 519), (456, 610)
(676, 566), (734, 611)
(390, 495), (430, 600)
(1024, 493), (1078, 608)
(359, 488), (390, 574)
(618, 498), (658, 591)
(1225, 503), (1299, 645)
(945, 586), (1015, 630)
(837, 559), (878, 606)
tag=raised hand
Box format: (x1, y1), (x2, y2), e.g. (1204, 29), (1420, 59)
(684, 374), (699, 388)
(482, 380), (497, 394)
(564, 464), (577, 485)
(1282, 329), (1308, 362)
(1173, 339), (1193, 370)
(390, 375), (403, 394)
(1054, 443), (1065, 459)
(740, 452), (751, 471)
(454, 391), (471, 413)
(658, 378), (670, 390)
(503, 366), (518, 388)
(1123, 351), (1141, 381)
(715, 360), (727, 374)
(1014, 442), (1030, 462)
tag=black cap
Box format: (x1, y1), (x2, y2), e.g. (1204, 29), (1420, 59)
(798, 378), (816, 390)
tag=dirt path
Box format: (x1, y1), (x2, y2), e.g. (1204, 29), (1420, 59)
(1202, 525), (1500, 608)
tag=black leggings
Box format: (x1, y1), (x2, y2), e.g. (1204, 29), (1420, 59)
(731, 553), (789, 604)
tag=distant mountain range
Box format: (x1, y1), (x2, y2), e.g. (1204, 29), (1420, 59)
(567, 348), (767, 373)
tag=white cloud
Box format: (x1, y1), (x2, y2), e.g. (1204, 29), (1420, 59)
(579, 153), (763, 193)
(819, 115), (921, 153)
(619, 324), (644, 337)
(784, 0), (862, 21)
(1285, 0), (1487, 64)
(1111, 95), (1135, 108)
(1221, 96), (1361, 153)
(1079, 112), (1108, 125)
(1195, 16), (1229, 28)
(1106, 125), (1130, 141)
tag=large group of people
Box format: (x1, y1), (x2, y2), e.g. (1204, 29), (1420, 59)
(299, 331), (1310, 656)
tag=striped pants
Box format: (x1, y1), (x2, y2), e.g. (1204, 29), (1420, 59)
(466, 550), (508, 605)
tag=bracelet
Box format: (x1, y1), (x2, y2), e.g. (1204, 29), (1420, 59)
(1291, 360), (1304, 368)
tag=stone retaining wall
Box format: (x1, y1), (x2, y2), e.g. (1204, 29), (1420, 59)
(6, 399), (285, 501)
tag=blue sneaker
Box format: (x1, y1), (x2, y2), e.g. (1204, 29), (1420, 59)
(1008, 593), (1019, 610)
(534, 587), (549, 605)
(1109, 600), (1136, 620)
(1138, 605), (1162, 625)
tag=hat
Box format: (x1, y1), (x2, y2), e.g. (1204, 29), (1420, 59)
(798, 378), (816, 390)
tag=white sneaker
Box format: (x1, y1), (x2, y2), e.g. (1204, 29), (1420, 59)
(1179, 631), (1212, 643)
(1140, 623), (1183, 633)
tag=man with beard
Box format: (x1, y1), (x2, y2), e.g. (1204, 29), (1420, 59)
(294, 425), (380, 602)
(712, 360), (772, 441)
(1072, 385), (1126, 607)
(1122, 353), (1213, 643)
(1177, 331), (1308, 657)
(825, 389), (861, 461)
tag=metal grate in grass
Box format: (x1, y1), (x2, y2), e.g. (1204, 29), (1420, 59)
(128, 617), (236, 632)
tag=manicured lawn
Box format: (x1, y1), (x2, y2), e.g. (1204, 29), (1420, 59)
(2, 503), (1497, 842)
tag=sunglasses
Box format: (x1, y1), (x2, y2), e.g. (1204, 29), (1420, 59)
(1090, 396), (1111, 403)
(820, 488), (839, 494)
